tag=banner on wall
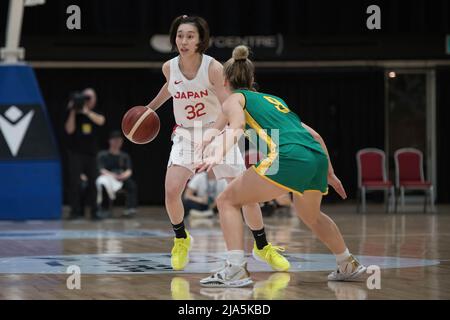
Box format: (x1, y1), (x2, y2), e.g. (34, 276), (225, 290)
(21, 34), (448, 62)
(0, 64), (62, 220)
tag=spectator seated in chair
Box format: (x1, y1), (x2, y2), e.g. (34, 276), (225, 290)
(183, 170), (227, 219)
(96, 130), (138, 218)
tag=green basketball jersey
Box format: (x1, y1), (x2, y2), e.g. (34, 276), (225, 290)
(235, 89), (325, 155)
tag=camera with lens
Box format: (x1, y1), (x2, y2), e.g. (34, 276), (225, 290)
(69, 91), (90, 112)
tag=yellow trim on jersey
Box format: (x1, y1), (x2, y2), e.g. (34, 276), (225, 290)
(251, 166), (303, 196)
(244, 110), (278, 175)
(304, 189), (329, 195)
(252, 167), (329, 196)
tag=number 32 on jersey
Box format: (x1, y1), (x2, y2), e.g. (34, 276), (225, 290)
(185, 103), (206, 120)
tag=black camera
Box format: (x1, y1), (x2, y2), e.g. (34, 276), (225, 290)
(69, 92), (90, 111)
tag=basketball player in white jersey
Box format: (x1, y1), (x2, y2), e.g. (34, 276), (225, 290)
(143, 15), (290, 272)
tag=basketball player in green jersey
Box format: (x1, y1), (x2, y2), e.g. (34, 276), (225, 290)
(198, 45), (366, 287)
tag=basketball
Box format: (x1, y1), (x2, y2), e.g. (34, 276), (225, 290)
(122, 106), (160, 144)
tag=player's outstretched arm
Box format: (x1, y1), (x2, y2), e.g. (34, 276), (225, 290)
(209, 59), (230, 107)
(302, 123), (347, 199)
(219, 93), (246, 155)
(206, 60), (230, 136)
(302, 123), (334, 172)
(197, 93), (245, 172)
(196, 60), (231, 154)
(146, 61), (172, 111)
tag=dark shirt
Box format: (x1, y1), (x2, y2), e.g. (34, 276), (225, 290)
(65, 110), (102, 155)
(97, 150), (132, 175)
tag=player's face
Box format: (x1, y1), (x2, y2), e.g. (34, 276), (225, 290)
(176, 23), (200, 56)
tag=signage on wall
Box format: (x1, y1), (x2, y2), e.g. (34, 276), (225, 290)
(150, 34), (284, 57)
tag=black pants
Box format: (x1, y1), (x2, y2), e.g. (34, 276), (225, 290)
(99, 178), (138, 210)
(183, 199), (209, 217)
(68, 150), (98, 217)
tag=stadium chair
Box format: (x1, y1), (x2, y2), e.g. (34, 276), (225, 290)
(356, 148), (395, 213)
(394, 148), (435, 213)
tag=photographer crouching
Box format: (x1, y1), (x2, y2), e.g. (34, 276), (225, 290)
(65, 88), (105, 220)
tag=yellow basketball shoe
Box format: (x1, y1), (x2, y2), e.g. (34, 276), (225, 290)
(171, 230), (193, 271)
(252, 242), (290, 271)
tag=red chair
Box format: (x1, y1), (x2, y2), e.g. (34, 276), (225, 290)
(394, 148), (435, 212)
(356, 148), (395, 213)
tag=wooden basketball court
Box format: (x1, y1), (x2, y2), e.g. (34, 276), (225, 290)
(0, 205), (448, 300)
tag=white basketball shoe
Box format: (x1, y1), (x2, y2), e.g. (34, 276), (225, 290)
(328, 255), (367, 282)
(200, 261), (253, 288)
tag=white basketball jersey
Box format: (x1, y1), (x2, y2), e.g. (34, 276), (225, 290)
(168, 54), (221, 128)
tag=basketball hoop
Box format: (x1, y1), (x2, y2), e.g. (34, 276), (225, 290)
(0, 0), (46, 64)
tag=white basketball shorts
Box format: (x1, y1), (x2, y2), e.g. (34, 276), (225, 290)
(167, 132), (246, 180)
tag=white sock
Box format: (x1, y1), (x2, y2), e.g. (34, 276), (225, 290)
(227, 250), (245, 266)
(335, 248), (351, 265)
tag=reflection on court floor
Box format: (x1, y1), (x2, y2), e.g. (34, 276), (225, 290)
(0, 252), (439, 274)
(0, 210), (448, 299)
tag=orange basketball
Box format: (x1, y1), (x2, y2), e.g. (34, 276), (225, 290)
(121, 106), (160, 144)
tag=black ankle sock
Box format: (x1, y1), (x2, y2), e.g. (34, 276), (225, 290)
(172, 221), (187, 238)
(252, 227), (268, 250)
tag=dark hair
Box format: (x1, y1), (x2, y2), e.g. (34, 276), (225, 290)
(223, 45), (255, 90)
(169, 15), (210, 53)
